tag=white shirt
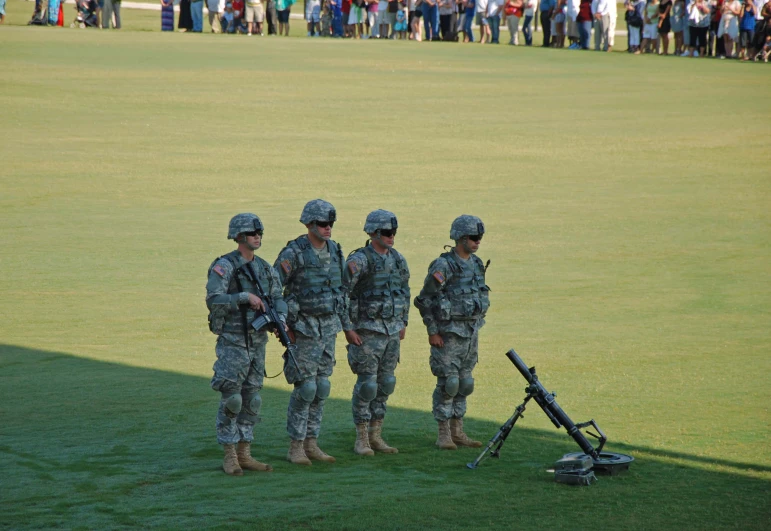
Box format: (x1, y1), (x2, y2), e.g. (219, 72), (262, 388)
(754, 0), (768, 19)
(477, 0), (489, 14)
(592, 0), (610, 15)
(567, 0), (579, 19)
(608, 0), (617, 16)
(525, 0), (537, 15)
(486, 0), (503, 16)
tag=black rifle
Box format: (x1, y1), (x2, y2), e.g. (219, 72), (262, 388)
(467, 349), (607, 469)
(243, 262), (300, 374)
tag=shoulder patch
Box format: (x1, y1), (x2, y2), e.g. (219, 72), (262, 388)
(212, 265), (226, 277)
(432, 271), (445, 284)
(280, 259), (292, 275)
(348, 261), (360, 275)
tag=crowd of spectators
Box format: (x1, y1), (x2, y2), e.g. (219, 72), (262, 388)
(622, 0), (771, 58)
(20, 0), (771, 60)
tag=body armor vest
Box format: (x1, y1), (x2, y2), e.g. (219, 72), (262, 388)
(437, 251), (490, 321)
(207, 251), (274, 336)
(349, 246), (410, 322)
(285, 236), (344, 316)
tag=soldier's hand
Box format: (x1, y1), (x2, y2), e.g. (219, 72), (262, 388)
(248, 294), (266, 312)
(274, 322), (290, 340)
(428, 334), (444, 348)
(345, 330), (363, 346)
(399, 328), (406, 341)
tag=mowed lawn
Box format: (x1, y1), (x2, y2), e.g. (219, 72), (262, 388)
(1, 10), (770, 530)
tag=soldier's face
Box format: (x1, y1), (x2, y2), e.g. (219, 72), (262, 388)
(243, 232), (262, 251)
(370, 230), (395, 251)
(311, 221), (333, 241)
(463, 235), (481, 254)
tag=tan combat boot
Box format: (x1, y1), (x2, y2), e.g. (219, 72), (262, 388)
(303, 438), (336, 463)
(368, 419), (398, 454)
(436, 420), (458, 450)
(354, 423), (375, 456)
(287, 439), (312, 466)
(450, 417), (483, 448)
(236, 441), (273, 472)
(223, 444), (244, 476)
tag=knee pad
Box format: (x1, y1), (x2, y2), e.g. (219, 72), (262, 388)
(296, 379), (317, 403)
(378, 375), (397, 396)
(355, 374), (378, 401)
(458, 377), (474, 397)
(316, 377), (331, 400)
(242, 392), (262, 416)
(439, 376), (460, 397)
(222, 392), (243, 416)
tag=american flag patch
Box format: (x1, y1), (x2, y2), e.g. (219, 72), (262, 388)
(212, 265), (226, 277)
(432, 271), (445, 284)
(280, 260), (292, 274)
(348, 261), (359, 275)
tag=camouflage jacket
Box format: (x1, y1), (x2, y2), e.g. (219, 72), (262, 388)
(274, 235), (351, 338)
(206, 250), (287, 347)
(343, 244), (410, 335)
(414, 248), (490, 338)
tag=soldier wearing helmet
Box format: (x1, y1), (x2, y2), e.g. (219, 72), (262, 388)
(206, 213), (287, 476)
(342, 210), (410, 457)
(414, 215), (490, 451)
(273, 199), (351, 466)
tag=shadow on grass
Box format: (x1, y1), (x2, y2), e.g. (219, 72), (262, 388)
(1, 344), (768, 530)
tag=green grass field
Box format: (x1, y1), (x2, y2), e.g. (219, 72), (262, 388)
(1, 5), (770, 529)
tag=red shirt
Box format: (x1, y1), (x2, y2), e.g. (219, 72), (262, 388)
(577, 0), (593, 21)
(342, 0), (352, 13)
(232, 0), (244, 15)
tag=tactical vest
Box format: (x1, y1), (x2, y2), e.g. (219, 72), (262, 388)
(285, 236), (345, 317)
(437, 251), (490, 321)
(349, 246), (410, 322)
(207, 251), (274, 336)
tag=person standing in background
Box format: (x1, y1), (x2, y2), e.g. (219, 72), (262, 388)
(102, 0), (121, 28)
(522, 0), (537, 43)
(540, 0), (556, 44)
(161, 0), (175, 30)
(178, 0), (194, 31)
(191, 0), (204, 31)
(658, 0), (673, 54)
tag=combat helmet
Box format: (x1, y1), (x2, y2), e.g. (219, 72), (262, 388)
(363, 209), (398, 234)
(228, 213), (264, 240)
(450, 215), (485, 241)
(300, 199), (337, 225)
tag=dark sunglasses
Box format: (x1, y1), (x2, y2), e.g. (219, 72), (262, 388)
(316, 221), (334, 228)
(379, 229), (397, 238)
(244, 230), (263, 237)
(468, 235), (483, 242)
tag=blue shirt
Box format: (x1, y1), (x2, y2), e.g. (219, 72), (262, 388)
(540, 0), (556, 11)
(740, 8), (756, 30)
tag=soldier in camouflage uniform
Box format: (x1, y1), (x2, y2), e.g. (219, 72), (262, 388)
(274, 199), (350, 466)
(206, 213), (288, 475)
(414, 215), (490, 450)
(343, 210), (410, 456)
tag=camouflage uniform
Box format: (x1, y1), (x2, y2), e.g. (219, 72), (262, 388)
(343, 212), (410, 426)
(274, 200), (350, 442)
(414, 216), (490, 424)
(206, 218), (287, 446)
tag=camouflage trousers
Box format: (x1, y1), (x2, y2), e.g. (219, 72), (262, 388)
(429, 330), (479, 422)
(210, 334), (266, 445)
(286, 332), (336, 441)
(347, 330), (400, 424)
